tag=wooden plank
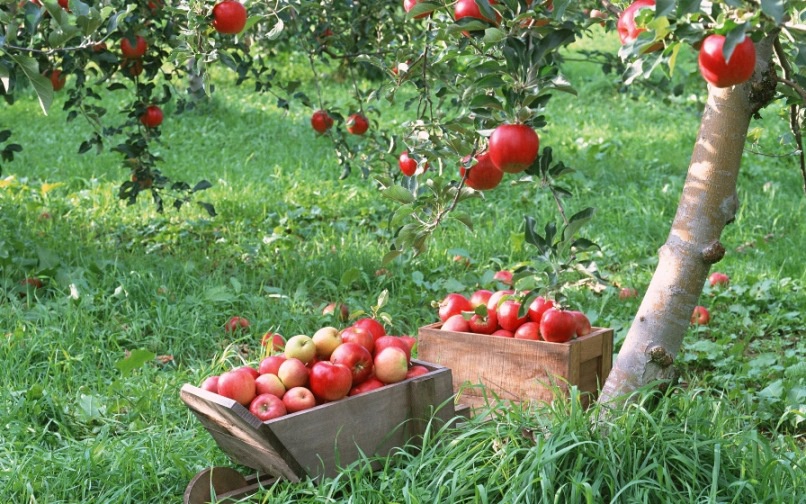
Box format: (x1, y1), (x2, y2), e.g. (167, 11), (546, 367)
(418, 323), (613, 408)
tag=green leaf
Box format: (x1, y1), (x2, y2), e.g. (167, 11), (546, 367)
(382, 185), (416, 204)
(407, 2), (438, 19)
(655, 0), (675, 17)
(469, 94), (504, 111)
(723, 24), (749, 63)
(524, 216), (547, 253)
(340, 267), (362, 288)
(451, 212), (474, 231)
(115, 349), (156, 376)
(9, 54), (52, 115)
(760, 0), (785, 25)
(483, 27), (507, 44)
(382, 249), (403, 266)
(562, 207), (595, 241)
(203, 286), (235, 303)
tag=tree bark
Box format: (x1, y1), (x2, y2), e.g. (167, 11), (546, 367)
(598, 36), (778, 406)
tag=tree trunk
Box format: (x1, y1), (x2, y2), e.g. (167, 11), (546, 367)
(598, 36), (778, 406)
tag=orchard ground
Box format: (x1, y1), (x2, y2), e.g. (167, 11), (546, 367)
(1, 28), (804, 502)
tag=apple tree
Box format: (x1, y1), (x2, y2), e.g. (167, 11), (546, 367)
(327, 0), (805, 406)
(3, 0), (805, 407)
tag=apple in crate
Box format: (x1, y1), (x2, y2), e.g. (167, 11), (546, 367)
(406, 365), (430, 379)
(374, 335), (412, 362)
(330, 342), (374, 385)
(283, 386), (316, 413)
(469, 289), (493, 308)
(438, 293), (473, 322)
(349, 376), (385, 396)
(258, 355), (286, 375)
(277, 358), (309, 389)
(568, 310), (592, 336)
(312, 326), (342, 359)
(284, 334), (317, 364)
(354, 317), (386, 342)
(340, 325), (375, 354)
(255, 373), (286, 398)
(374, 347), (409, 384)
(528, 296), (554, 324)
(200, 375), (219, 393)
(441, 313), (470, 332)
(249, 393), (287, 421)
(540, 308), (577, 343)
(514, 321), (541, 340)
(309, 361), (353, 402)
(217, 369), (256, 406)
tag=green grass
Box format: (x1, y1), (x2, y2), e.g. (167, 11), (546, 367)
(1, 28), (804, 502)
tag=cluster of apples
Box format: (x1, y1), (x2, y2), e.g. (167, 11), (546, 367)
(436, 288), (592, 344)
(199, 317), (424, 422)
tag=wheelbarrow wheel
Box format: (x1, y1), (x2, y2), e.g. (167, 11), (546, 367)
(184, 466), (249, 504)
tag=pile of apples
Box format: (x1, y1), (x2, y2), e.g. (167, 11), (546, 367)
(436, 289), (592, 344)
(199, 318), (425, 422)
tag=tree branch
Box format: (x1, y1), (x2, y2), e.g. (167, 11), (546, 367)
(773, 38), (806, 195)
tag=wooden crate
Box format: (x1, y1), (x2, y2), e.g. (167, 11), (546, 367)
(180, 359), (455, 483)
(417, 323), (613, 410)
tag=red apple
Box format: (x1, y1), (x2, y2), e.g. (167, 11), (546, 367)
(120, 35), (147, 59)
(224, 316), (250, 333)
(691, 305), (710, 325)
(312, 326), (342, 359)
(405, 365), (431, 379)
(258, 355), (286, 375)
(340, 325), (375, 354)
(460, 152), (504, 191)
(540, 308), (578, 343)
(617, 0), (655, 45)
(488, 124), (539, 174)
(309, 361), (353, 402)
(255, 373), (286, 398)
(709, 272), (730, 288)
(399, 150), (428, 177)
(373, 347), (409, 384)
(346, 113), (369, 135)
(527, 296), (555, 324)
(234, 366), (259, 380)
(330, 342), (374, 385)
(354, 317), (386, 342)
(497, 299), (528, 332)
(698, 34), (756, 88)
(260, 332), (285, 352)
(491, 329), (514, 338)
(283, 334), (316, 364)
(467, 309), (498, 335)
(469, 289), (493, 308)
(349, 376), (385, 396)
(438, 293), (473, 322)
(311, 109), (334, 134)
(619, 287), (639, 300)
(568, 310), (592, 337)
(283, 386), (316, 413)
(513, 321), (541, 340)
(493, 270), (514, 286)
(212, 0), (248, 35)
(200, 375), (219, 393)
(486, 289), (515, 315)
(441, 313), (470, 332)
(249, 393), (287, 421)
(217, 369), (256, 406)
(277, 358), (309, 389)
(322, 302), (350, 322)
(374, 336), (412, 363)
(398, 335), (417, 354)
